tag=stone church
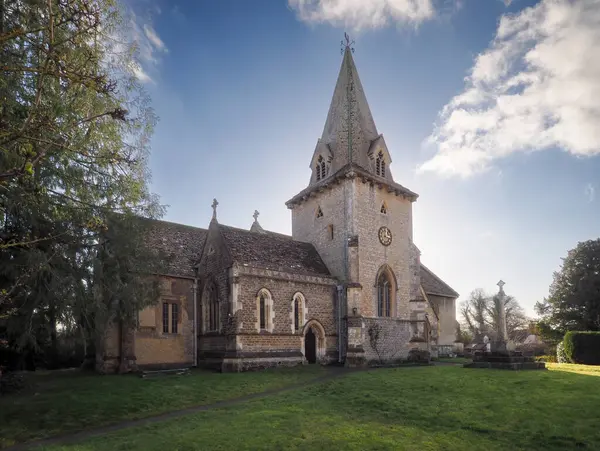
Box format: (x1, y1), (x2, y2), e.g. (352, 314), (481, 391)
(101, 41), (459, 372)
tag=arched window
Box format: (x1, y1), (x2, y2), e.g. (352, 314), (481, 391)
(259, 294), (266, 329)
(316, 206), (323, 218)
(291, 293), (306, 332)
(256, 289), (274, 332)
(209, 285), (219, 331)
(377, 271), (392, 317)
(316, 155), (326, 181)
(376, 150), (385, 177)
(202, 283), (219, 333)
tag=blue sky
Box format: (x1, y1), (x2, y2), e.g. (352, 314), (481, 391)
(126, 0), (600, 316)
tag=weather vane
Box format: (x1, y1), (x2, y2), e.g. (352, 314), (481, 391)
(341, 32), (355, 54)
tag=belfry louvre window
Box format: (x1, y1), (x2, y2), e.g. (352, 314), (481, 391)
(316, 156), (326, 181)
(377, 272), (392, 317)
(376, 151), (386, 177)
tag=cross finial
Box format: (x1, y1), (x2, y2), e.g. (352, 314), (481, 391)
(340, 32), (355, 54)
(253, 210), (259, 222)
(497, 280), (505, 293)
(211, 198), (219, 221)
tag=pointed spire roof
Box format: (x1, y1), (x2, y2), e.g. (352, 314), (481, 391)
(321, 45), (379, 170)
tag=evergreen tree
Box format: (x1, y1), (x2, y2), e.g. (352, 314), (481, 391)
(536, 239), (600, 341)
(0, 0), (164, 370)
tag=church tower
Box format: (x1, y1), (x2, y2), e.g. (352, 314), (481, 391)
(286, 36), (422, 362)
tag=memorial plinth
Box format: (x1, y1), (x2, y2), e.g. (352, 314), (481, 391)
(464, 350), (546, 370)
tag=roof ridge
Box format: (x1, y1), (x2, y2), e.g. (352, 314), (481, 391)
(219, 223), (296, 241)
(143, 217), (208, 232)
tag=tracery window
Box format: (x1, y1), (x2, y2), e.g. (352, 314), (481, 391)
(316, 206), (323, 218)
(380, 202), (387, 214)
(377, 271), (393, 317)
(376, 150), (386, 177)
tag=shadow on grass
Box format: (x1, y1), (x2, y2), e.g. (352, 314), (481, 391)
(0, 365), (329, 449)
(32, 365), (600, 451)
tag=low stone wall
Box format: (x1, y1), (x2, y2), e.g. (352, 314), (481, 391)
(362, 317), (427, 365)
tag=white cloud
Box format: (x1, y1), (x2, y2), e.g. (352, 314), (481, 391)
(418, 0), (600, 178)
(132, 65), (153, 84)
(585, 183), (595, 203)
(143, 24), (167, 53)
(288, 0), (436, 30)
(120, 8), (168, 84)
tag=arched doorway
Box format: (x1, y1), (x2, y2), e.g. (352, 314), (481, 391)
(305, 327), (317, 364)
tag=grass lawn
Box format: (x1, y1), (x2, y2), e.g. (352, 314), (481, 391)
(40, 363), (600, 451)
(0, 365), (329, 449)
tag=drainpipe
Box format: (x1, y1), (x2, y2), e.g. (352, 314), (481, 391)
(337, 284), (343, 363)
(193, 271), (198, 368)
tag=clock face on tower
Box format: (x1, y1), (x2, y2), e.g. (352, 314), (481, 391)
(378, 226), (392, 246)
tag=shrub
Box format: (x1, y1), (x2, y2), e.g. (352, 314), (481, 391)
(407, 349), (430, 363)
(562, 331), (600, 365)
(556, 341), (568, 363)
(0, 370), (27, 395)
(536, 355), (557, 363)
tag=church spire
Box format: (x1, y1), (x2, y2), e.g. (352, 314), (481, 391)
(320, 34), (379, 173)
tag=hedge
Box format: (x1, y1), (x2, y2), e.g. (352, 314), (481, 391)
(563, 331), (600, 365)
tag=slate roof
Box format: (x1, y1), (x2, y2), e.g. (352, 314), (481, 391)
(144, 219), (207, 278)
(420, 264), (459, 298)
(219, 225), (331, 277)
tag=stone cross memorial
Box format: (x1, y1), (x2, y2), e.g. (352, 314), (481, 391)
(492, 280), (509, 354)
(464, 279), (546, 370)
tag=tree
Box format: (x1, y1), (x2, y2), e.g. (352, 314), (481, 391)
(0, 0), (164, 370)
(535, 239), (600, 341)
(460, 288), (528, 342)
(455, 322), (472, 345)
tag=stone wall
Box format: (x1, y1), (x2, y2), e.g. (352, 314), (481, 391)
(134, 276), (195, 369)
(429, 294), (457, 347)
(212, 267), (339, 371)
(362, 317), (426, 364)
(352, 179), (413, 318)
(291, 182), (348, 281)
(291, 177), (415, 321)
(100, 275), (195, 372)
(234, 269), (338, 362)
